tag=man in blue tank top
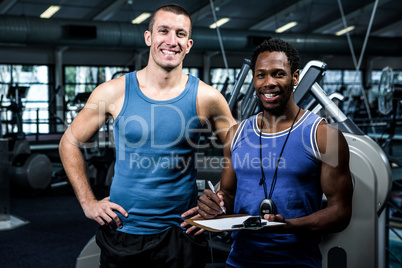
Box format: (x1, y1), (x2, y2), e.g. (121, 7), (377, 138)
(59, 4), (235, 267)
(197, 39), (353, 267)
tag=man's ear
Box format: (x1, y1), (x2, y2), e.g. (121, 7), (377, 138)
(293, 69), (300, 86)
(144, 30), (151, 47)
(185, 39), (194, 54)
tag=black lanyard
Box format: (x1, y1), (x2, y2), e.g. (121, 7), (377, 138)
(259, 107), (301, 199)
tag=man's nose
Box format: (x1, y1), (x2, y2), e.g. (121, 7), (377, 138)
(264, 76), (277, 88)
(166, 32), (178, 45)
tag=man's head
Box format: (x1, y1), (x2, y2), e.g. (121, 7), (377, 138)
(148, 4), (192, 38)
(251, 39), (300, 116)
(250, 38), (300, 76)
(145, 4), (193, 71)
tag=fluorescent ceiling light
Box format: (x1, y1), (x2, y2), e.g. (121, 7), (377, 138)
(40, 5), (60, 19)
(209, 18), (230, 29)
(275, 21), (298, 33)
(132, 12), (151, 24)
(335, 26), (355, 36)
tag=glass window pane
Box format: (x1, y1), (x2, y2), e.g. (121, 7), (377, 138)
(394, 71), (402, 84)
(0, 65), (11, 97)
(64, 66), (129, 102)
(183, 68), (199, 78)
(343, 70), (362, 84)
(323, 70), (343, 94)
(0, 64), (50, 134)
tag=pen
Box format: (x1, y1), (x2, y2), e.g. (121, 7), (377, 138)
(207, 180), (226, 214)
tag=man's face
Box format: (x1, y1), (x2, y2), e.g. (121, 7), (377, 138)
(144, 10), (193, 71)
(253, 51), (298, 116)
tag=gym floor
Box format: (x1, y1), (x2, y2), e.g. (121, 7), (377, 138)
(0, 185), (99, 268)
(0, 153), (402, 268)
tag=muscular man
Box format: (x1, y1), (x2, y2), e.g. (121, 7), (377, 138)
(197, 38), (353, 267)
(59, 4), (235, 267)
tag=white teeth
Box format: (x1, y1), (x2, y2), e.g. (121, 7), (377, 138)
(264, 93), (276, 98)
(162, 50), (175, 55)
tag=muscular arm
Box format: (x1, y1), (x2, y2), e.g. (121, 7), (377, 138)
(196, 81), (236, 145)
(59, 77), (128, 228)
(181, 83), (236, 231)
(198, 124), (238, 218)
(266, 122), (353, 234)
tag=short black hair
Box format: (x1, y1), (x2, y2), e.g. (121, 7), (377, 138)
(148, 4), (192, 38)
(250, 38), (300, 75)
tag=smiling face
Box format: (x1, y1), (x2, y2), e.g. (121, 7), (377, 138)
(144, 10), (193, 71)
(253, 51), (299, 116)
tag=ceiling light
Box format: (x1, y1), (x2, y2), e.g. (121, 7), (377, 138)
(335, 26), (355, 36)
(209, 18), (230, 29)
(275, 21), (298, 33)
(40, 5), (60, 19)
(132, 13), (151, 24)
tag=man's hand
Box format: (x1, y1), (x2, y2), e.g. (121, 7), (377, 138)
(198, 189), (225, 219)
(82, 196), (128, 229)
(181, 206), (205, 235)
(264, 213), (285, 223)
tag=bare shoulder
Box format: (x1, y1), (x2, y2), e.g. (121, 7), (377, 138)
(85, 75), (126, 117)
(316, 120), (349, 164)
(197, 80), (224, 102)
(91, 75), (125, 101)
(196, 80), (235, 141)
(316, 120), (345, 144)
(197, 80), (229, 114)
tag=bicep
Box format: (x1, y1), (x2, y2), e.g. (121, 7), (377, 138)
(198, 84), (236, 144)
(318, 125), (353, 207)
(66, 107), (108, 145)
(219, 125), (238, 196)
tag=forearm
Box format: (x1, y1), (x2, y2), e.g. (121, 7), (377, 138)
(283, 204), (351, 234)
(59, 136), (96, 209)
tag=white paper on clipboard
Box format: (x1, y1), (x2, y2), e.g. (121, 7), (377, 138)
(192, 215), (285, 231)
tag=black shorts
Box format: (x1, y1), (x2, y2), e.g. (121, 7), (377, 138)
(96, 226), (208, 268)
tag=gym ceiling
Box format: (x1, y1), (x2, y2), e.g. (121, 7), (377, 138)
(0, 0), (401, 69)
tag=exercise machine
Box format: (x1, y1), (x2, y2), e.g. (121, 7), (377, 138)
(0, 138), (29, 230)
(295, 61), (391, 268)
(1, 86), (53, 192)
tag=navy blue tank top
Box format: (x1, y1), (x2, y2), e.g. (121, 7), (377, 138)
(110, 71), (202, 235)
(228, 110), (324, 267)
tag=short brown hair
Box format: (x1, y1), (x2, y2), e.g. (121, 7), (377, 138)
(148, 4), (192, 38)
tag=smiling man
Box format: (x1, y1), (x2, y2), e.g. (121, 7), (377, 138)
(197, 38), (353, 267)
(59, 4), (235, 268)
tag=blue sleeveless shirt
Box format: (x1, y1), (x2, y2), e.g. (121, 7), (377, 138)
(228, 110), (324, 267)
(110, 71), (202, 235)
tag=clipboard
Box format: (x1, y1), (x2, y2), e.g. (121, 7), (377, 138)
(185, 214), (286, 232)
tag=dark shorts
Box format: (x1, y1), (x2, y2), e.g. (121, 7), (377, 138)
(96, 226), (208, 268)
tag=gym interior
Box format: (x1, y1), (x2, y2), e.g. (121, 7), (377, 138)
(0, 0), (402, 267)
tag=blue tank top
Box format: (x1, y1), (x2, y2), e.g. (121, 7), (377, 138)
(110, 71), (202, 235)
(228, 110), (324, 267)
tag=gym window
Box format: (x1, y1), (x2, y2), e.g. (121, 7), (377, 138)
(0, 64), (50, 135)
(210, 68), (253, 98)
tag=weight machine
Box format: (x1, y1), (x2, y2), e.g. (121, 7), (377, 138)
(0, 86), (53, 230)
